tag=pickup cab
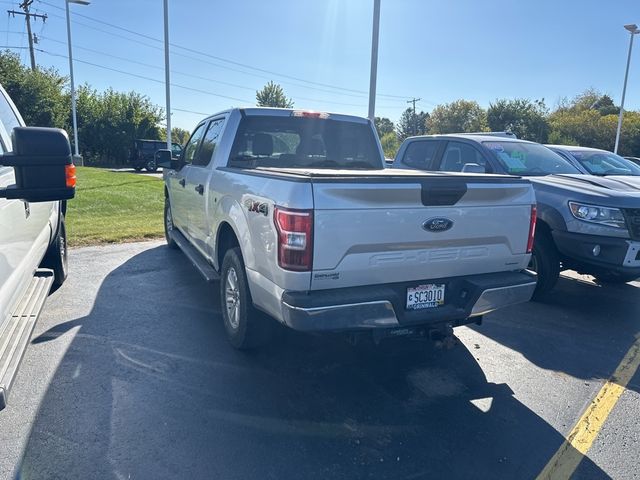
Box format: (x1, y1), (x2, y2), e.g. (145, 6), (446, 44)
(158, 108), (537, 349)
(0, 84), (75, 409)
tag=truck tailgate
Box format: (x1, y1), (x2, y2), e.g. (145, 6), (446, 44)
(310, 173), (534, 290)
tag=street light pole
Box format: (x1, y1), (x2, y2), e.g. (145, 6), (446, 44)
(367, 0), (381, 121)
(163, 0), (171, 148)
(65, 0), (89, 166)
(614, 24), (639, 154)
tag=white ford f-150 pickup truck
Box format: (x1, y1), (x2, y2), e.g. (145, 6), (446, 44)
(0, 84), (75, 409)
(157, 108), (537, 349)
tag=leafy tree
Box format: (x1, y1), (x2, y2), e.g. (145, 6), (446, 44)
(428, 100), (487, 134)
(487, 98), (549, 142)
(374, 116), (394, 138)
(75, 85), (164, 164)
(170, 127), (190, 145)
(396, 107), (429, 139)
(380, 131), (400, 159)
(0, 51), (68, 128)
(256, 81), (294, 108)
(556, 89), (619, 116)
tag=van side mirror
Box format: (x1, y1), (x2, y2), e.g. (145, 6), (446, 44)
(0, 127), (75, 203)
(156, 148), (183, 170)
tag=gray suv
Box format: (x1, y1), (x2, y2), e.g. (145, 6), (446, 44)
(392, 134), (640, 297)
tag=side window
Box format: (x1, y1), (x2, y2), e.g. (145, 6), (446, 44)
(0, 91), (20, 153)
(439, 141), (487, 172)
(400, 141), (439, 170)
(193, 118), (225, 167)
(183, 123), (207, 165)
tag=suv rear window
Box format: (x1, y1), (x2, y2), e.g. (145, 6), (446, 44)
(229, 115), (382, 169)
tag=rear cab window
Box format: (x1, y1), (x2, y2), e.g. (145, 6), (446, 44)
(228, 114), (382, 170)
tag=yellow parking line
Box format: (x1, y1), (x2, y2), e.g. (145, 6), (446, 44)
(536, 334), (640, 480)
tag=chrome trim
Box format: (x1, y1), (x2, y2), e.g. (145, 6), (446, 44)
(281, 300), (399, 331)
(470, 280), (537, 317)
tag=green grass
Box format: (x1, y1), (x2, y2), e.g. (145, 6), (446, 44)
(66, 167), (165, 246)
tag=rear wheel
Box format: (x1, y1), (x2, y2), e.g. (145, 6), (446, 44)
(146, 158), (157, 172)
(164, 197), (178, 249)
(41, 213), (68, 291)
(529, 232), (560, 300)
(220, 247), (271, 350)
(134, 166), (143, 172)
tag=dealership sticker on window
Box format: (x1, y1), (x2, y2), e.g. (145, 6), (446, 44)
(485, 143), (505, 152)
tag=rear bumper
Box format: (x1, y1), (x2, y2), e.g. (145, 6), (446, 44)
(280, 270), (536, 332)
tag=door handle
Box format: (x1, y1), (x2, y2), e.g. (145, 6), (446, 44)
(178, 178), (186, 187)
(195, 184), (204, 195)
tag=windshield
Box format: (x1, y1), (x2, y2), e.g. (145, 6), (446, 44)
(569, 150), (640, 176)
(483, 141), (581, 176)
(229, 115), (382, 170)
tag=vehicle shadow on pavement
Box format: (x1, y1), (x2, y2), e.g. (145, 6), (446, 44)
(473, 274), (640, 393)
(17, 247), (607, 480)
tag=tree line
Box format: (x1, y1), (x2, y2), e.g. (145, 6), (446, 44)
(375, 91), (640, 159)
(2, 50), (638, 165)
(0, 51), (185, 165)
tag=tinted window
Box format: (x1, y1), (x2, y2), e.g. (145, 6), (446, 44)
(171, 143), (183, 155)
(400, 141), (439, 169)
(570, 150), (640, 176)
(183, 123), (207, 165)
(229, 115), (382, 169)
(439, 141), (487, 172)
(483, 141), (580, 176)
(194, 119), (225, 166)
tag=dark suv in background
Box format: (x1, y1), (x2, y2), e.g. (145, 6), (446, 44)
(129, 139), (182, 172)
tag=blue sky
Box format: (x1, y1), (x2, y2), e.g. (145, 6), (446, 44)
(2, 0), (639, 130)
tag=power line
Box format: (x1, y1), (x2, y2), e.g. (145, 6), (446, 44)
(36, 0), (410, 101)
(39, 48), (254, 104)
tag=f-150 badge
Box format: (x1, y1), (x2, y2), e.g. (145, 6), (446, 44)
(244, 199), (269, 216)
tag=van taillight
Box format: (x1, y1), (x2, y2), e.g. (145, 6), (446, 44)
(527, 205), (537, 254)
(274, 207), (313, 271)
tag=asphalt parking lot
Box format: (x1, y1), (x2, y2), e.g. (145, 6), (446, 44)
(0, 241), (639, 480)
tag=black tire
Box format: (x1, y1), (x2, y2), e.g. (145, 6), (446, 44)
(529, 232), (560, 300)
(146, 158), (157, 172)
(594, 273), (639, 285)
(134, 166), (143, 172)
(220, 247), (271, 350)
(164, 197), (178, 249)
(41, 213), (68, 291)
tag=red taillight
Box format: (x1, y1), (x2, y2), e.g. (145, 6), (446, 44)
(527, 205), (537, 254)
(65, 164), (76, 188)
(274, 207), (313, 271)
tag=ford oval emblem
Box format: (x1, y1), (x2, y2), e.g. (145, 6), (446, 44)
(422, 217), (454, 232)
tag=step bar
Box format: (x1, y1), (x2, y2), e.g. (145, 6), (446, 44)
(169, 229), (220, 282)
(0, 269), (54, 410)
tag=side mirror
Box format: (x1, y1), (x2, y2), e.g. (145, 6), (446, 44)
(0, 127), (75, 203)
(461, 163), (486, 174)
(156, 148), (183, 170)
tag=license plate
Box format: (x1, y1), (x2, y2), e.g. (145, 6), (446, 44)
(406, 284), (445, 310)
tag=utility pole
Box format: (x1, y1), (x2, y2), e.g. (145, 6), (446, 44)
(407, 97), (421, 135)
(8, 1), (47, 70)
(367, 0), (381, 121)
(163, 0), (172, 148)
